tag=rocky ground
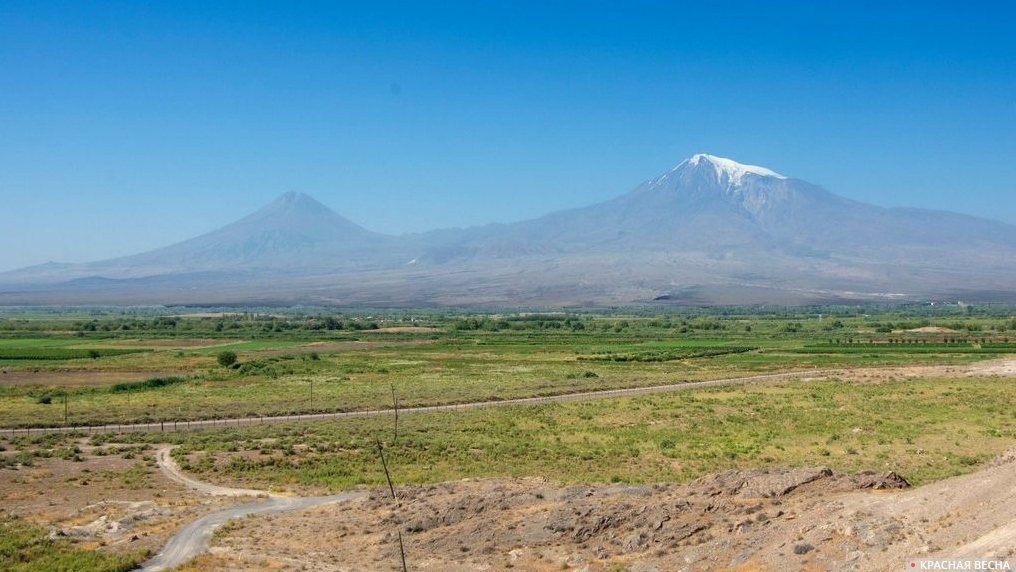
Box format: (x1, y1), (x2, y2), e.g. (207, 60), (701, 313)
(179, 465), (927, 571)
(5, 439), (1016, 572)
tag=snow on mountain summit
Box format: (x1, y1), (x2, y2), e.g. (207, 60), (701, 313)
(684, 153), (787, 184)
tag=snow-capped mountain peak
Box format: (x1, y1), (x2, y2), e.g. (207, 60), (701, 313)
(684, 153), (786, 185)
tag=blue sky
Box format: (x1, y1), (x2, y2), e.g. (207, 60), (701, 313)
(1, 1), (1015, 271)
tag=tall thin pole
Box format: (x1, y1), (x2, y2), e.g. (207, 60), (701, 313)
(391, 383), (399, 444)
(376, 438), (407, 572)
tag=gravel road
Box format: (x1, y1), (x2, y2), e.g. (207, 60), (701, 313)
(141, 447), (365, 571)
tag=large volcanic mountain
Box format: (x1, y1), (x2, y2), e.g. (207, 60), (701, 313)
(4, 154), (1016, 306)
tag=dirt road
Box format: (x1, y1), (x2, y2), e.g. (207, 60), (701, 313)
(7, 369), (835, 436)
(154, 446), (274, 498)
(141, 447), (365, 571)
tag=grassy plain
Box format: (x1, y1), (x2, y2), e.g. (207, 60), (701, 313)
(3, 307), (1016, 570)
(5, 374), (1015, 492)
(158, 374), (1016, 489)
(1, 307), (1014, 428)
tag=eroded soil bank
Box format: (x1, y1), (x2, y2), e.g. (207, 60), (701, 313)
(183, 448), (1016, 571)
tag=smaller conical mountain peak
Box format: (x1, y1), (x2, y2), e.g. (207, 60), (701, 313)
(679, 153), (787, 185)
(278, 190), (311, 202)
(265, 191), (328, 211)
(225, 191), (379, 243)
(247, 191), (356, 225)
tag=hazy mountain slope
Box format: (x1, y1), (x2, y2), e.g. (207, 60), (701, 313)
(4, 154), (1016, 306)
(402, 154), (1016, 301)
(422, 154), (1016, 263)
(1, 192), (407, 285)
(107, 191), (403, 274)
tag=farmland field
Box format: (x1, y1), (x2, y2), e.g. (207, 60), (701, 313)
(1, 307), (1014, 430)
(3, 306), (1016, 571)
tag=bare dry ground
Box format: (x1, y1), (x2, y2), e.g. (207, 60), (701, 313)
(175, 452), (1016, 572)
(0, 369), (190, 386)
(906, 327), (960, 333)
(0, 439), (243, 561)
(9, 443), (1015, 572)
(830, 355), (1015, 384)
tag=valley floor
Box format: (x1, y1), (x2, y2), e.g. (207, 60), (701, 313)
(5, 357), (1016, 571)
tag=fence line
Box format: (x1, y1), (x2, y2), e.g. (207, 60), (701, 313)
(3, 370), (832, 437)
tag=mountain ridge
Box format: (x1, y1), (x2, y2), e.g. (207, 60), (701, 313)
(4, 154), (1016, 306)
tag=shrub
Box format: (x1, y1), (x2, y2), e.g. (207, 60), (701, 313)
(217, 351), (238, 367)
(110, 377), (186, 393)
(793, 543), (814, 555)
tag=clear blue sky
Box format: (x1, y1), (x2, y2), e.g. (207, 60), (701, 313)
(2, 1), (1015, 271)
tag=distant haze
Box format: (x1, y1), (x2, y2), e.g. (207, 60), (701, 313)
(4, 154), (1016, 307)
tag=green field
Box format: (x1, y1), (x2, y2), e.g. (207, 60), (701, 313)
(1, 307), (1015, 428)
(3, 306), (1016, 570)
(11, 374), (1011, 492)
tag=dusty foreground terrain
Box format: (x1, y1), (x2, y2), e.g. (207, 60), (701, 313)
(9, 442), (1016, 572)
(6, 358), (1016, 571)
(179, 450), (1015, 572)
(0, 445), (238, 560)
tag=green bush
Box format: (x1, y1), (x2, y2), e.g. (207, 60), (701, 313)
(217, 350), (238, 367)
(110, 377), (186, 393)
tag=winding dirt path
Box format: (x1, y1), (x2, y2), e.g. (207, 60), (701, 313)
(154, 447), (275, 498)
(141, 447), (365, 571)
